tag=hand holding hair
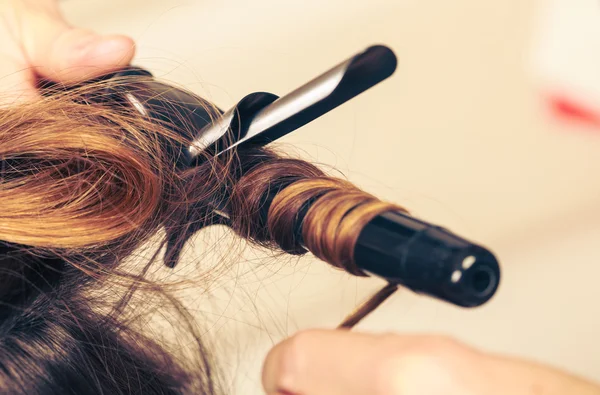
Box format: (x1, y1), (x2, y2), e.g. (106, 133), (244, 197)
(262, 329), (600, 395)
(0, 0), (135, 103)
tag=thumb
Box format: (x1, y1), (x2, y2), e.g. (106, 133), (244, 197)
(19, 4), (135, 84)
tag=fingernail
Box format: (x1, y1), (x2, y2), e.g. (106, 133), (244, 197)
(68, 34), (132, 66)
(83, 37), (131, 62)
(69, 33), (102, 58)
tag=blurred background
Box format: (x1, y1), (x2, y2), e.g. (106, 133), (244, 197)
(62, 0), (600, 392)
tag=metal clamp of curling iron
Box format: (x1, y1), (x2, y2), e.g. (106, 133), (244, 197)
(91, 45), (501, 309)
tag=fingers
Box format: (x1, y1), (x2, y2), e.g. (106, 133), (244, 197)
(261, 330), (409, 395)
(262, 329), (480, 395)
(263, 330), (600, 395)
(17, 1), (135, 84)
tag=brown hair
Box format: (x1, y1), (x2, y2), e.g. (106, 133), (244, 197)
(0, 75), (404, 394)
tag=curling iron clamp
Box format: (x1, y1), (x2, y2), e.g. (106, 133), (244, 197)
(81, 45), (501, 326)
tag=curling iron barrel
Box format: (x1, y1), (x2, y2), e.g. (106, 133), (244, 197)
(260, 187), (500, 308)
(84, 45), (501, 308)
(185, 44), (500, 307)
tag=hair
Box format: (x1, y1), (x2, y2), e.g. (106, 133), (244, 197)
(0, 72), (404, 394)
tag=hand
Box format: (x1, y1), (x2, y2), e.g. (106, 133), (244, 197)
(262, 329), (600, 395)
(0, 0), (134, 103)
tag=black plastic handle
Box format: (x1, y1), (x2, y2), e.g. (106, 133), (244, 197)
(354, 211), (500, 307)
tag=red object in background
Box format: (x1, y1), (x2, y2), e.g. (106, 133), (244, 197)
(531, 0), (600, 132)
(549, 96), (600, 129)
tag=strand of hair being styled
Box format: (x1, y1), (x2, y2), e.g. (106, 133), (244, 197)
(226, 153), (405, 277)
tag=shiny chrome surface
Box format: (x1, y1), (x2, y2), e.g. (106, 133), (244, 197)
(188, 109), (235, 157)
(244, 59), (351, 139)
(188, 58), (351, 156)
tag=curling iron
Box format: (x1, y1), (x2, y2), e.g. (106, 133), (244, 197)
(82, 45), (501, 309)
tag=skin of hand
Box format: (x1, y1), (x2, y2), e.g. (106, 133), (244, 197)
(262, 329), (600, 395)
(0, 0), (135, 103)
